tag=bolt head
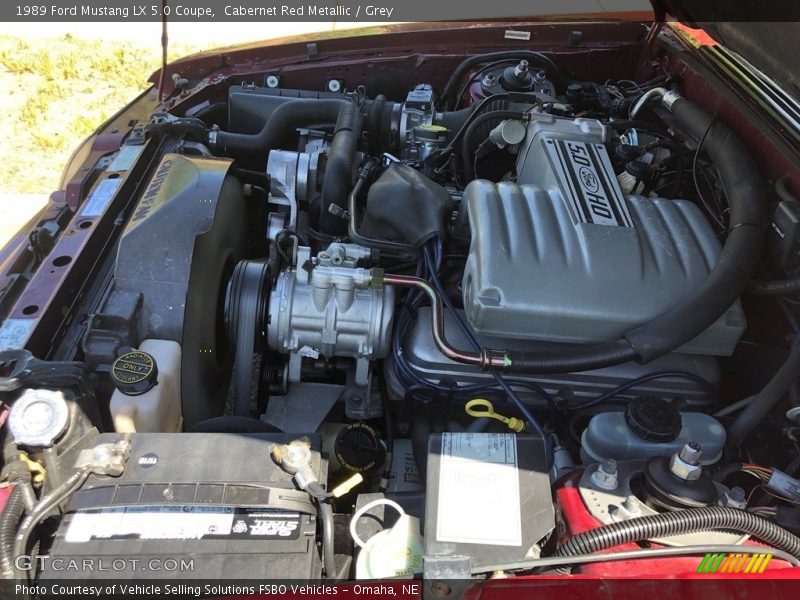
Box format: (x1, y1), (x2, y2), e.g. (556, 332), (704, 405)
(679, 442), (703, 465)
(591, 460), (619, 490)
(720, 485), (748, 509)
(669, 451), (703, 481)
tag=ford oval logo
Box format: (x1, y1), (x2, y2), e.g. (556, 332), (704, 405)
(579, 166), (600, 193)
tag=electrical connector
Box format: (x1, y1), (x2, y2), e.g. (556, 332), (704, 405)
(766, 468), (800, 502)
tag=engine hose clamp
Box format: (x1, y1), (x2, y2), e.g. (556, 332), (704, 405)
(481, 349), (512, 370)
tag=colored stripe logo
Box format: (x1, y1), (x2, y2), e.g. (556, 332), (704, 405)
(697, 552), (773, 574)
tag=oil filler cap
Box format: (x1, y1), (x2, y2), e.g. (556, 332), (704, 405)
(334, 423), (385, 473)
(625, 396), (682, 443)
(111, 348), (158, 396)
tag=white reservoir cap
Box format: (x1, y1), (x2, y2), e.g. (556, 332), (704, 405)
(9, 388), (69, 447)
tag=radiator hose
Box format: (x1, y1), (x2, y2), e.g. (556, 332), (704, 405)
(727, 336), (800, 444)
(553, 506), (800, 572)
(319, 101), (363, 235)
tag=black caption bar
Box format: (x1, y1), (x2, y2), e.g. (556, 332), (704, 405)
(3, 0), (652, 22)
(3, 0), (797, 23)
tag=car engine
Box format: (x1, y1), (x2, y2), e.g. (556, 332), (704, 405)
(2, 29), (800, 587)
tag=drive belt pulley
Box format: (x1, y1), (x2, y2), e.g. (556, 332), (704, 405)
(224, 259), (271, 417)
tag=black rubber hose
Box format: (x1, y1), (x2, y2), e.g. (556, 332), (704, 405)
(622, 98), (765, 361)
(318, 502), (336, 577)
(437, 107), (473, 134)
(367, 94), (386, 155)
(461, 110), (527, 182)
(508, 340), (638, 374)
(306, 481), (336, 577)
(503, 96), (765, 373)
(747, 276), (800, 296)
(213, 99), (348, 161)
(441, 51), (567, 110)
(319, 101), (363, 235)
(727, 337), (800, 445)
(555, 506), (800, 564)
(0, 486), (25, 578)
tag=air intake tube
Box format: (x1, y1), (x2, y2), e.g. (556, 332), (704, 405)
(210, 98), (347, 161)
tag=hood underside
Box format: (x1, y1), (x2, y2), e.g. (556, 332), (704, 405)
(655, 1), (800, 101)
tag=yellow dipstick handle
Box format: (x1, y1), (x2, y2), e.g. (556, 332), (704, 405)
(465, 399), (525, 432)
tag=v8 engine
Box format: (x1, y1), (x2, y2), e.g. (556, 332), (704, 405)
(3, 33), (800, 587)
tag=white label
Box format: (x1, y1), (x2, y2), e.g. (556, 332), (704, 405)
(108, 145), (143, 173)
(0, 318), (35, 351)
(543, 138), (634, 228)
(66, 505), (236, 542)
(80, 178), (121, 217)
(504, 30), (531, 41)
(65, 505), (302, 542)
(436, 433), (522, 547)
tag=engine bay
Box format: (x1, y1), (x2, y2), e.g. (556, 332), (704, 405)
(3, 21), (800, 585)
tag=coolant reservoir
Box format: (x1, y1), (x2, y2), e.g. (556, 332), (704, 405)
(581, 397), (726, 465)
(110, 340), (182, 433)
(350, 498), (423, 579)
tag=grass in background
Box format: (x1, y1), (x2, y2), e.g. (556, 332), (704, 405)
(0, 34), (202, 194)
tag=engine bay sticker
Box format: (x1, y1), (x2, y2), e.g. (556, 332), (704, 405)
(0, 318), (36, 351)
(504, 30), (531, 41)
(543, 138), (634, 228)
(107, 144), (143, 173)
(437, 433), (522, 546)
(65, 505), (301, 542)
(80, 177), (121, 218)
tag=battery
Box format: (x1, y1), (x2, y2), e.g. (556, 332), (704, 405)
(41, 433), (326, 580)
(424, 432), (554, 574)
